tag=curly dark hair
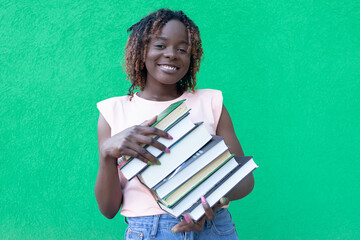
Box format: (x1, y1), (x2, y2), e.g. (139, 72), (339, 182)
(124, 8), (203, 96)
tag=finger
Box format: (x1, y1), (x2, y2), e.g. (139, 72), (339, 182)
(192, 216), (205, 233)
(171, 214), (194, 233)
(117, 147), (148, 164)
(141, 115), (158, 127)
(134, 135), (169, 154)
(201, 196), (215, 220)
(196, 217), (206, 232)
(220, 197), (230, 207)
(171, 220), (193, 233)
(184, 214), (193, 225)
(134, 125), (172, 140)
(126, 141), (159, 165)
(170, 218), (203, 233)
(190, 217), (205, 233)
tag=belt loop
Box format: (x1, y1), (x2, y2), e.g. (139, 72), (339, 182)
(150, 214), (160, 238)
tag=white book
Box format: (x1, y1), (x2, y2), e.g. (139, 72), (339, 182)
(158, 157), (240, 218)
(153, 136), (229, 199)
(120, 114), (195, 180)
(138, 123), (212, 189)
(187, 157), (258, 221)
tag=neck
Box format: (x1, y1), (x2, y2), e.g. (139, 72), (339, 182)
(139, 83), (183, 101)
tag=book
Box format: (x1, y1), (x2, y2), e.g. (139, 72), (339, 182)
(158, 150), (234, 207)
(120, 113), (195, 180)
(121, 99), (189, 162)
(114, 99), (258, 221)
(137, 122), (212, 189)
(158, 156), (242, 218)
(187, 156), (258, 221)
(152, 99), (188, 131)
(152, 136), (230, 200)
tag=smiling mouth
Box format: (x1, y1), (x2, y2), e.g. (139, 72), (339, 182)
(158, 64), (179, 71)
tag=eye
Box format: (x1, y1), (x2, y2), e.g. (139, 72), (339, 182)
(178, 48), (187, 53)
(154, 44), (165, 49)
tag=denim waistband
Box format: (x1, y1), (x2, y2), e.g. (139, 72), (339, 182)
(126, 214), (182, 236)
(124, 208), (227, 238)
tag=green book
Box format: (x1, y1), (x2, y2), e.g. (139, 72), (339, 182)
(119, 100), (197, 181)
(157, 151), (234, 207)
(152, 99), (187, 128)
(120, 99), (188, 163)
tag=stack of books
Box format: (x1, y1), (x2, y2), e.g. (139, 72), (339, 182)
(118, 100), (258, 221)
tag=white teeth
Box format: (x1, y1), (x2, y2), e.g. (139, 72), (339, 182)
(160, 65), (177, 70)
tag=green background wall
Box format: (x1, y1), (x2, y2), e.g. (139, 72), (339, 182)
(1, 0), (359, 239)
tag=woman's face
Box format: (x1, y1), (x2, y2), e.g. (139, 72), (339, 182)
(145, 20), (191, 88)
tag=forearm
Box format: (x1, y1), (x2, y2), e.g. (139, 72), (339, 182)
(226, 172), (255, 201)
(225, 150), (255, 201)
(95, 154), (122, 219)
(215, 105), (255, 202)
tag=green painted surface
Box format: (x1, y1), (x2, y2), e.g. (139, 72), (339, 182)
(1, 0), (359, 239)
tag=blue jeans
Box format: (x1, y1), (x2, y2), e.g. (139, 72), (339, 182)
(124, 208), (239, 240)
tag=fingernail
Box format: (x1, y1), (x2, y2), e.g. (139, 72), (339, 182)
(221, 197), (228, 204)
(184, 215), (190, 223)
(201, 196), (207, 204)
(170, 229), (177, 233)
(147, 161), (154, 166)
(168, 134), (173, 140)
(165, 147), (170, 153)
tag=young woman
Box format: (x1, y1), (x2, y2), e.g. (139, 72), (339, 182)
(95, 9), (254, 239)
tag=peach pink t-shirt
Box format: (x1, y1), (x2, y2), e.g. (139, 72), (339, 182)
(97, 89), (223, 217)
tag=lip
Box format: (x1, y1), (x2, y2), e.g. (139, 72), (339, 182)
(158, 64), (179, 73)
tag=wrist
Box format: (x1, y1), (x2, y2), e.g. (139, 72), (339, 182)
(100, 144), (117, 167)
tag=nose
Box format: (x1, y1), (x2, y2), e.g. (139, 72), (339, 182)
(163, 47), (177, 59)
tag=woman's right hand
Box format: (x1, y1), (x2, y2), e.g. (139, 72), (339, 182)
(100, 116), (172, 166)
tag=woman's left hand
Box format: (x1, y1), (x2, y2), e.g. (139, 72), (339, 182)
(170, 196), (229, 233)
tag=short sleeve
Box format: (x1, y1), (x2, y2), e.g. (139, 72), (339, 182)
(210, 90), (224, 130)
(96, 97), (118, 129)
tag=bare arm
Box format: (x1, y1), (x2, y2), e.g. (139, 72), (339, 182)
(95, 113), (122, 219)
(216, 104), (255, 201)
(95, 114), (172, 219)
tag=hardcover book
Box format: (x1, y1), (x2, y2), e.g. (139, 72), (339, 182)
(120, 113), (195, 180)
(158, 156), (257, 219)
(120, 99), (189, 162)
(158, 151), (234, 207)
(187, 156), (258, 221)
(138, 122), (212, 189)
(152, 136), (229, 199)
(115, 100), (258, 221)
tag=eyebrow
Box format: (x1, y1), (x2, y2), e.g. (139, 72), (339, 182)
(153, 36), (189, 45)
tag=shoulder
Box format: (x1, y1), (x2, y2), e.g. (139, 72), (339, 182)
(97, 95), (134, 113)
(96, 95), (132, 129)
(194, 88), (222, 97)
(97, 95), (131, 108)
(185, 89), (223, 101)
(183, 89), (224, 134)
(184, 89), (223, 109)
